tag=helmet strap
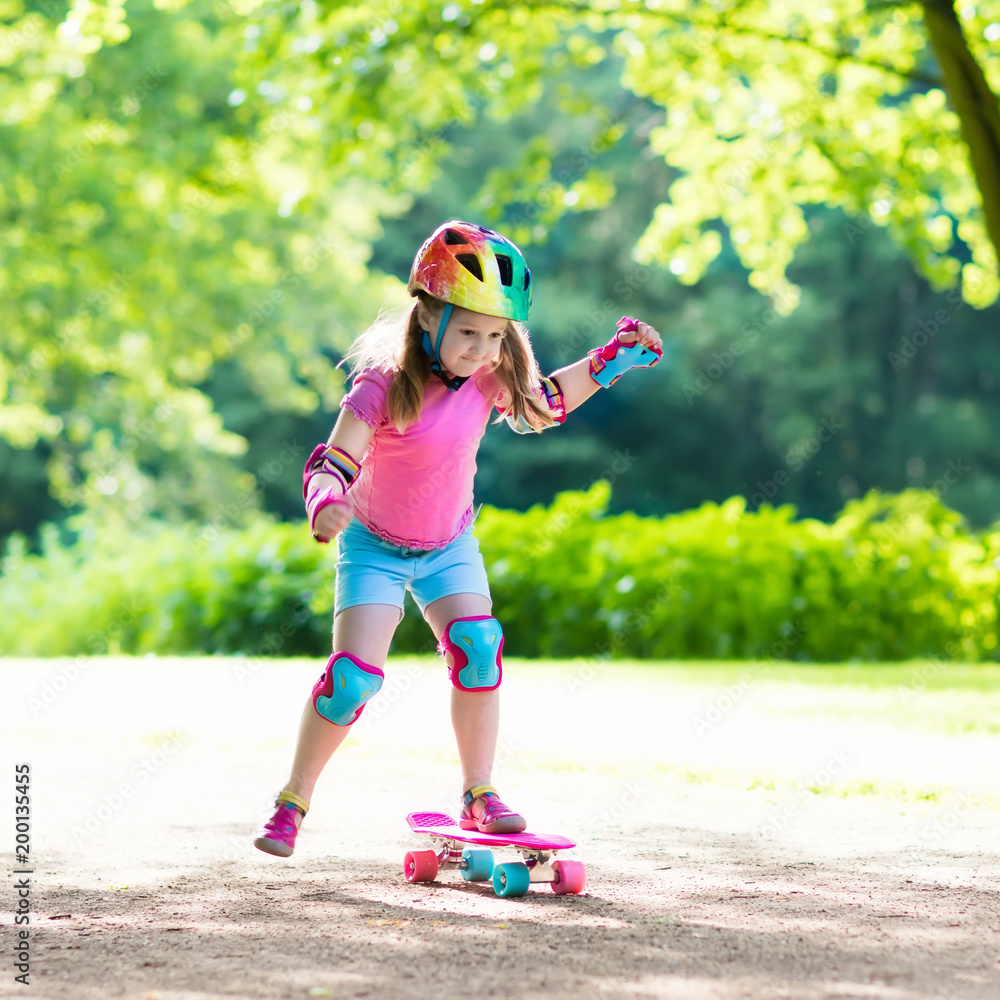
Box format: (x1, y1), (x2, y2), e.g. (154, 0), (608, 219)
(420, 302), (468, 391)
(434, 302), (454, 360)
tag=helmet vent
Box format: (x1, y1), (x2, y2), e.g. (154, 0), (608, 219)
(443, 229), (467, 245)
(523, 270), (531, 292)
(495, 254), (513, 287)
(455, 253), (484, 282)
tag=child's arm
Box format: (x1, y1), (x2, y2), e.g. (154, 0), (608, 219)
(304, 409), (376, 543)
(551, 319), (664, 415)
(536, 316), (663, 413)
(505, 319), (663, 433)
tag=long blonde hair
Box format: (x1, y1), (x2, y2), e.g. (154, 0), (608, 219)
(344, 292), (557, 433)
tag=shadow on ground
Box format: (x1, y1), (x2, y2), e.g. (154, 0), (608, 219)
(24, 820), (1000, 1000)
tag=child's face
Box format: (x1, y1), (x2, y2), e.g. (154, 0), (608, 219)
(434, 306), (506, 378)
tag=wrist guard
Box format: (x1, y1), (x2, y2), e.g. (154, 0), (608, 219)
(506, 376), (567, 435)
(588, 316), (662, 388)
(303, 443), (360, 540)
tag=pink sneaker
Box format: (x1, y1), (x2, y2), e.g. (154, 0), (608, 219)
(253, 791), (308, 857)
(459, 784), (526, 835)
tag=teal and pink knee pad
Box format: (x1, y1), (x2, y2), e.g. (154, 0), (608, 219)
(311, 652), (385, 726)
(439, 615), (504, 691)
(312, 618), (502, 726)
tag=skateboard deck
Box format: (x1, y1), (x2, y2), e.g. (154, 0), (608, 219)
(404, 811), (586, 897)
(407, 811), (575, 850)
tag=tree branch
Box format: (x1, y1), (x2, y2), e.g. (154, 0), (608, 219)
(713, 19), (943, 90)
(506, 1), (943, 89)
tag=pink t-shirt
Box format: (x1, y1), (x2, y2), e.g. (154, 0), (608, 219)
(341, 367), (503, 549)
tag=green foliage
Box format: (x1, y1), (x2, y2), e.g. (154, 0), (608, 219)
(615, 0), (1000, 308)
(1, 0), (395, 523)
(4, 0), (1000, 547)
(242, 0), (1000, 305)
(479, 483), (999, 662)
(2, 486), (997, 662)
(0, 514), (338, 658)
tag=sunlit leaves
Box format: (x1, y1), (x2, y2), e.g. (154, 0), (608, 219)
(4, 0), (999, 529)
(2, 0), (393, 521)
(603, 0), (998, 306)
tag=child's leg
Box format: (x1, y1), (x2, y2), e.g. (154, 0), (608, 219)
(423, 594), (499, 791)
(424, 593), (524, 833)
(282, 602), (401, 806)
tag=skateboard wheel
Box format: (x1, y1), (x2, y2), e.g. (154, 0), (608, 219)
(460, 848), (494, 882)
(493, 862), (530, 898)
(550, 859), (586, 895)
(404, 849), (439, 883)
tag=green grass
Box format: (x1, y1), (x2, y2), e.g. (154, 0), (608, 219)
(504, 658), (1000, 735)
(551, 658), (1000, 693)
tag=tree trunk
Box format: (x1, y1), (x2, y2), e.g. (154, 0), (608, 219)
(923, 0), (1000, 271)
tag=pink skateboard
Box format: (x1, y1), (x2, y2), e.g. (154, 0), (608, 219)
(404, 811), (586, 897)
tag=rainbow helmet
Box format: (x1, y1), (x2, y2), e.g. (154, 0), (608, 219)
(408, 221), (531, 322)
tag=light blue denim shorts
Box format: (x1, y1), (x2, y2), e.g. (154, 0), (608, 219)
(334, 518), (492, 615)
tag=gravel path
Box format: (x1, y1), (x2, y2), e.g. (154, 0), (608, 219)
(3, 656), (999, 1000)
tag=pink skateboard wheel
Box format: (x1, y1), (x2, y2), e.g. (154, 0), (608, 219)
(404, 849), (439, 883)
(550, 860), (586, 895)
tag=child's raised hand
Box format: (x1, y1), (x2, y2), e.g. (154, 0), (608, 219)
(588, 316), (664, 388)
(617, 320), (663, 355)
(313, 493), (354, 543)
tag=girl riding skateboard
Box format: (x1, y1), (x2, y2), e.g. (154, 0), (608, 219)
(254, 220), (662, 857)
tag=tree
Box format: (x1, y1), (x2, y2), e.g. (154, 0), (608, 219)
(240, 0), (999, 308)
(3, 0), (998, 538)
(612, 0), (1000, 309)
(1, 0), (396, 525)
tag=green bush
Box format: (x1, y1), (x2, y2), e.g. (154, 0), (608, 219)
(479, 485), (1000, 662)
(1, 485), (997, 661)
(0, 516), (339, 658)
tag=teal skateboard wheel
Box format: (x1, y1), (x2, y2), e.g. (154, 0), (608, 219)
(493, 862), (530, 897)
(460, 848), (494, 882)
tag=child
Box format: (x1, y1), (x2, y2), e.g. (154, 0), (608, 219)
(254, 220), (662, 856)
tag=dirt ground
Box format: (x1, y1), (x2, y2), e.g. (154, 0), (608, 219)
(3, 656), (999, 1000)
